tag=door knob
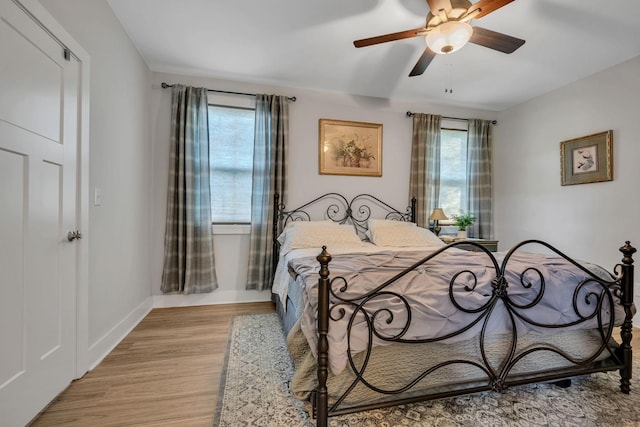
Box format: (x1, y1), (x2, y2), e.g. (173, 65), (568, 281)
(67, 230), (82, 241)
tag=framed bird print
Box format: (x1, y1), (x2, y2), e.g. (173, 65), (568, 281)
(560, 130), (613, 186)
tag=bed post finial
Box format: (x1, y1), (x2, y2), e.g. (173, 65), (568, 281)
(620, 241), (636, 265)
(315, 246), (332, 427)
(619, 241), (635, 394)
(318, 246), (332, 267)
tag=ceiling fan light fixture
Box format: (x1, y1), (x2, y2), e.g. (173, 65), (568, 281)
(426, 21), (473, 54)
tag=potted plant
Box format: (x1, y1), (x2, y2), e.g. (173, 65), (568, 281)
(452, 212), (476, 239)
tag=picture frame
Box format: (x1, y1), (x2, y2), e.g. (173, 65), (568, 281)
(560, 130), (613, 186)
(319, 118), (382, 177)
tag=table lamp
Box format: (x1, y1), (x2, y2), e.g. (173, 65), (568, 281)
(428, 208), (448, 236)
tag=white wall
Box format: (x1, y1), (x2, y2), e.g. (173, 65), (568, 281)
(150, 72), (496, 302)
(26, 0), (639, 378)
(39, 0), (154, 367)
(494, 56), (640, 324)
(36, 1), (640, 341)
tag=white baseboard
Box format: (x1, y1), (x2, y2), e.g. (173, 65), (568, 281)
(87, 297), (153, 370)
(152, 289), (272, 308)
(86, 290), (270, 372)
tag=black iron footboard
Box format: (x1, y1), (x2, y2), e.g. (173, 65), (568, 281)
(312, 240), (636, 427)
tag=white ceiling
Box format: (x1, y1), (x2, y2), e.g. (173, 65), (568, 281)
(107, 0), (640, 111)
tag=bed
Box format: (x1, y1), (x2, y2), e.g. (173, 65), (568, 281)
(270, 192), (636, 427)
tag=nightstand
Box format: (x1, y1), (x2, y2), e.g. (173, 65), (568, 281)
(445, 239), (499, 252)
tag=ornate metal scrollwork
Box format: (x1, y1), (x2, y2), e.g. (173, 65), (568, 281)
(490, 378), (506, 393)
(318, 239), (633, 419)
(274, 193), (415, 245)
(491, 275), (508, 298)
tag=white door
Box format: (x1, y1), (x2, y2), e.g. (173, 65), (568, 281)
(0, 0), (80, 425)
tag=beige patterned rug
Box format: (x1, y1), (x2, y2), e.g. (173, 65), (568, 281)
(214, 313), (639, 427)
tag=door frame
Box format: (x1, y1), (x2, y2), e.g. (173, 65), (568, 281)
(15, 0), (91, 378)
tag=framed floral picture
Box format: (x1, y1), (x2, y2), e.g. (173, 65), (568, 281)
(318, 118), (382, 177)
(560, 130), (613, 186)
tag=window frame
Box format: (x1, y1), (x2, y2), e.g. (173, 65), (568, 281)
(207, 93), (256, 235)
(437, 120), (469, 228)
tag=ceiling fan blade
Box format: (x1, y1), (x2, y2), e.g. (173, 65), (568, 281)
(469, 26), (525, 53)
(409, 47), (437, 77)
(426, 0), (453, 14)
(354, 27), (428, 48)
(467, 0), (515, 19)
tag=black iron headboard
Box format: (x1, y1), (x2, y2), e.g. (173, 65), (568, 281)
(271, 193), (416, 274)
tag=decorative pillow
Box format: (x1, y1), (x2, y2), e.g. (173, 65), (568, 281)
(367, 219), (444, 247)
(277, 220), (340, 245)
(278, 221), (364, 255)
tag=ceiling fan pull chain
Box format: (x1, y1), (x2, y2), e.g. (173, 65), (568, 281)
(445, 63), (453, 94)
(444, 63), (448, 93)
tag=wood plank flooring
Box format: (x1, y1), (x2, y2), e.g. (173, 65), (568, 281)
(30, 302), (639, 426)
(31, 302), (275, 427)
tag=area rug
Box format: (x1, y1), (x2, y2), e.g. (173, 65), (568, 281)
(213, 313), (640, 426)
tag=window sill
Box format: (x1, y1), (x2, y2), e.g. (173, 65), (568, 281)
(212, 224), (250, 235)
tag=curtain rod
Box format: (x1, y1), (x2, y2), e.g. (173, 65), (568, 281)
(406, 111), (497, 125)
(161, 82), (296, 102)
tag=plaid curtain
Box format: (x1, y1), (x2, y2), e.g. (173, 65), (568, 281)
(467, 119), (493, 239)
(161, 85), (218, 294)
(246, 95), (289, 291)
(409, 114), (442, 227)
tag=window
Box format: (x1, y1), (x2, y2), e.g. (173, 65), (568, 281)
(438, 127), (468, 218)
(208, 104), (255, 224)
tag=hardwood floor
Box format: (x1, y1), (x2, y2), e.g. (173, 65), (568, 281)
(31, 302), (275, 427)
(30, 301), (639, 426)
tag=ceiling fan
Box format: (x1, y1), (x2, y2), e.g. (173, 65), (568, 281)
(353, 0), (525, 77)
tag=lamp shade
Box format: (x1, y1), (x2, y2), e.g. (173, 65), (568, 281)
(429, 208), (448, 221)
(426, 22), (473, 54)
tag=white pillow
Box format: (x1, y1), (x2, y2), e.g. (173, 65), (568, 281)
(367, 219), (444, 247)
(278, 222), (364, 255)
(277, 220), (341, 245)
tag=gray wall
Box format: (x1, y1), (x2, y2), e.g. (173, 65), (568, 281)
(494, 56), (640, 269)
(39, 0), (153, 366)
(494, 56), (640, 323)
(37, 0), (640, 359)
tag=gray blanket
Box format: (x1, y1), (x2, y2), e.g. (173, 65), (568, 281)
(288, 248), (623, 375)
